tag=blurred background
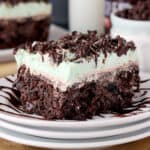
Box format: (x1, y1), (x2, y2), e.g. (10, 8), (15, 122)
(51, 0), (140, 29)
(51, 0), (69, 29)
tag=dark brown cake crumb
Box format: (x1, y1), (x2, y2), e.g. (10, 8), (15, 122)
(116, 0), (150, 20)
(14, 31), (136, 65)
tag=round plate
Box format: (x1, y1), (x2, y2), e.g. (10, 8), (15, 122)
(0, 126), (149, 149)
(0, 111), (149, 129)
(0, 118), (149, 139)
(0, 72), (150, 129)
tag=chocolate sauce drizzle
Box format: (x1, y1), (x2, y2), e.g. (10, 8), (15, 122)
(0, 77), (149, 120)
(0, 79), (43, 119)
(5, 77), (14, 83)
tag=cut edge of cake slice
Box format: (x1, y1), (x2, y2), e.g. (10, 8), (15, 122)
(13, 31), (140, 120)
(14, 31), (138, 92)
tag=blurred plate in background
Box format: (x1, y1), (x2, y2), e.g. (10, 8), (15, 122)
(0, 25), (68, 62)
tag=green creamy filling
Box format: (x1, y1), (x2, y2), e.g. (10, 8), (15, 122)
(15, 49), (138, 85)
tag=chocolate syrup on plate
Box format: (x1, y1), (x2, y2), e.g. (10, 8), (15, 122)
(0, 77), (149, 120)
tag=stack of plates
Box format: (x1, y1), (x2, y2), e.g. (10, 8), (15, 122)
(0, 73), (149, 149)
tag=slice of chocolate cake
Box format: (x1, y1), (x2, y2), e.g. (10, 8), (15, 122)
(0, 0), (52, 49)
(13, 31), (140, 120)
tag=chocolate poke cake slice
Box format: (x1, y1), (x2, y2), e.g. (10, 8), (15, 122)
(0, 0), (52, 49)
(13, 31), (140, 120)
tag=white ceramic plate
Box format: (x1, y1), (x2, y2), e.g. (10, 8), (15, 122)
(0, 25), (68, 62)
(0, 126), (149, 149)
(0, 72), (149, 129)
(0, 118), (149, 139)
(0, 49), (13, 62)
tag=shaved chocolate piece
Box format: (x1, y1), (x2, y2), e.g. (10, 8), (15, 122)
(14, 31), (136, 65)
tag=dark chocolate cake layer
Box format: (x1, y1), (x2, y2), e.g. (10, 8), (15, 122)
(0, 16), (51, 49)
(13, 64), (140, 120)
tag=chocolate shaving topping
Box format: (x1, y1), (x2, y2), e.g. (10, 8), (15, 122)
(116, 0), (150, 20)
(14, 31), (136, 65)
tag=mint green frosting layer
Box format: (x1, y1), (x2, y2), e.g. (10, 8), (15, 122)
(15, 49), (138, 91)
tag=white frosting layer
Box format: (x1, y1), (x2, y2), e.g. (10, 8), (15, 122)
(0, 2), (52, 19)
(15, 49), (138, 91)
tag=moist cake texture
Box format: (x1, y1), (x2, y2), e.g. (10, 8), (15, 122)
(13, 31), (140, 120)
(0, 0), (52, 49)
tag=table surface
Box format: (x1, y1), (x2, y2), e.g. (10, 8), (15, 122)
(0, 61), (149, 150)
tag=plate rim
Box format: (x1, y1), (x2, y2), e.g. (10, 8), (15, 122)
(0, 126), (149, 149)
(0, 105), (149, 128)
(0, 118), (149, 139)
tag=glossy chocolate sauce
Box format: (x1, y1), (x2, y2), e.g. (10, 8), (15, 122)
(0, 78), (149, 120)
